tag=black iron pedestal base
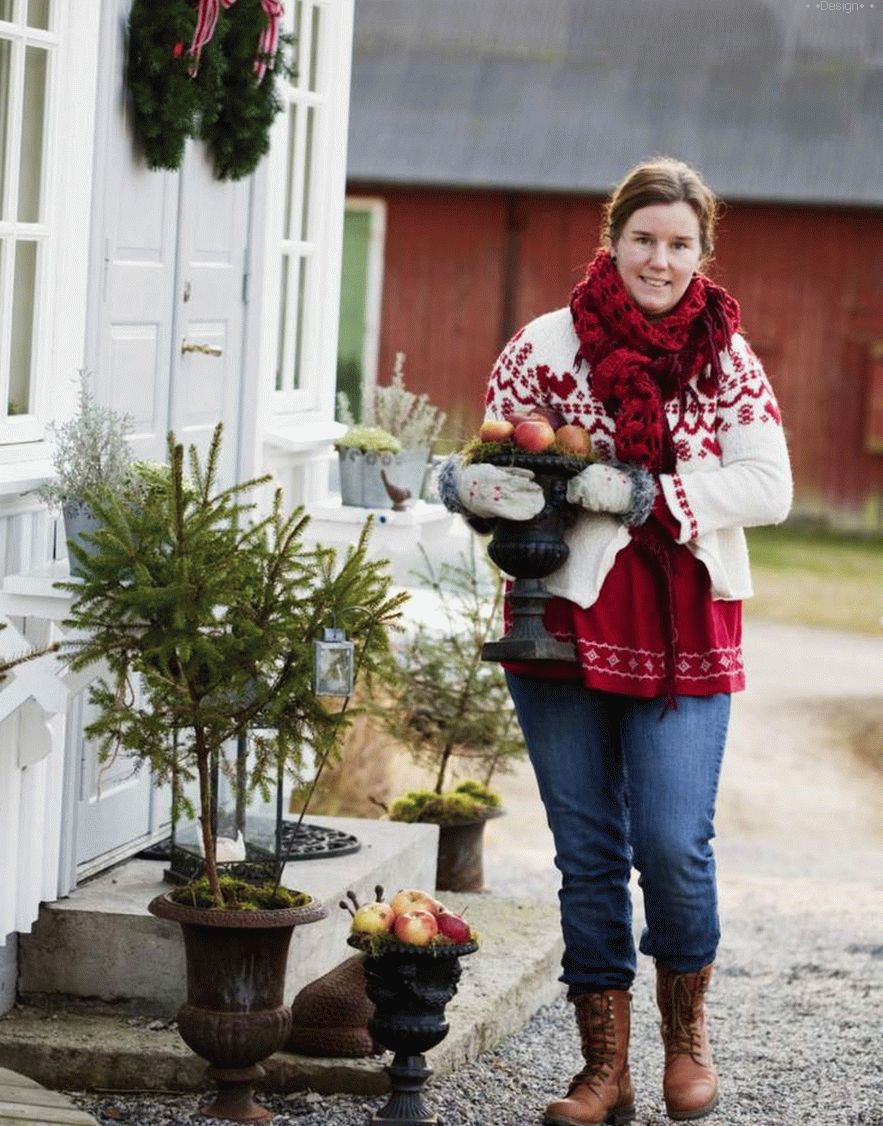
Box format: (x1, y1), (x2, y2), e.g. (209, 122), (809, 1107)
(481, 577), (576, 663)
(372, 1052), (438, 1124)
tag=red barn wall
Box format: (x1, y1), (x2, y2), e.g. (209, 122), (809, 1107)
(354, 184), (882, 527)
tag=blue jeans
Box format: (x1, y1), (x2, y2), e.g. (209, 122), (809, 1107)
(505, 673), (730, 992)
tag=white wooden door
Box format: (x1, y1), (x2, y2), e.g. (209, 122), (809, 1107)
(76, 0), (249, 872)
(171, 143), (249, 482)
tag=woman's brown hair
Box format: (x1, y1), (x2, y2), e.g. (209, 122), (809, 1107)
(603, 157), (720, 261)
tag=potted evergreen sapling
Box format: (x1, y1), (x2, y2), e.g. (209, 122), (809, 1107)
(61, 425), (406, 1121)
(380, 544), (526, 891)
(335, 352), (447, 508)
(35, 371), (134, 576)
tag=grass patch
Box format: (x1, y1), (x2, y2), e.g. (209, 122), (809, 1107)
(745, 525), (883, 635)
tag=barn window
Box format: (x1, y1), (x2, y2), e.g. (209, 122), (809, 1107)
(336, 198), (386, 423)
(0, 0), (57, 444)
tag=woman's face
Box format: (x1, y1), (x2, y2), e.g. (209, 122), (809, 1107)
(612, 201), (703, 318)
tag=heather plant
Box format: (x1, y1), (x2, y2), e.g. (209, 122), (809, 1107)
(36, 371), (133, 509)
(337, 353), (447, 450)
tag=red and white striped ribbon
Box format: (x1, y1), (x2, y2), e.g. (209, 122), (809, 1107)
(187, 0), (238, 77)
(187, 0), (284, 83)
(254, 0), (284, 82)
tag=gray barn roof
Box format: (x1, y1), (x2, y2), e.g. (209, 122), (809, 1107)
(347, 0), (882, 206)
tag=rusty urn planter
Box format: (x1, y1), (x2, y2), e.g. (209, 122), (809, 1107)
(435, 807), (503, 893)
(348, 937), (478, 1125)
(479, 452), (582, 663)
(149, 892), (327, 1122)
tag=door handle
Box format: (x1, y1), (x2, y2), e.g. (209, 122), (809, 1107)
(181, 342), (223, 357)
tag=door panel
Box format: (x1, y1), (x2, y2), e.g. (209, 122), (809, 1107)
(172, 142), (249, 482)
(91, 0), (178, 464)
(77, 1), (249, 871)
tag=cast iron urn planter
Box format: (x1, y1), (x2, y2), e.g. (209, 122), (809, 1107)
(478, 452), (583, 663)
(348, 936), (479, 1125)
(149, 892), (327, 1122)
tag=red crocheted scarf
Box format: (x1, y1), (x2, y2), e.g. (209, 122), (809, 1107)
(569, 250), (741, 473)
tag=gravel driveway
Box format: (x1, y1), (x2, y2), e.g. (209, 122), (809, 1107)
(72, 620), (883, 1124)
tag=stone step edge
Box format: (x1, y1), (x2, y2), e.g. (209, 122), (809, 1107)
(0, 898), (563, 1096)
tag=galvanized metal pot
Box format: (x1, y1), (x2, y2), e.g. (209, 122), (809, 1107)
(338, 447), (429, 508)
(149, 892), (327, 1122)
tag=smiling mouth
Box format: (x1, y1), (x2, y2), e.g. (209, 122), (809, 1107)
(640, 277), (669, 289)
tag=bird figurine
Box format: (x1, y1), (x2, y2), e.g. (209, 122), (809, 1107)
(380, 469), (412, 511)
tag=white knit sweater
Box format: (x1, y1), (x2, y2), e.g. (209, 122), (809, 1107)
(484, 308), (793, 608)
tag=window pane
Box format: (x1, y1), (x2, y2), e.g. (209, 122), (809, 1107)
(27, 0), (50, 30)
(10, 239), (37, 415)
(0, 39), (9, 218)
(293, 1), (303, 82)
(275, 255), (290, 391)
(0, 3), (13, 21)
(308, 4), (320, 92)
(300, 106), (314, 240)
(18, 45), (47, 222)
(283, 104), (296, 240)
(293, 256), (307, 390)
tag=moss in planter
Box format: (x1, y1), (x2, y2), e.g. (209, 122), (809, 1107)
(349, 928), (481, 957)
(388, 780), (501, 825)
(170, 875), (310, 912)
(461, 435), (594, 467)
(335, 426), (401, 453)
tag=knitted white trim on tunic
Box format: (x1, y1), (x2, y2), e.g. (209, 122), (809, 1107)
(484, 308), (793, 608)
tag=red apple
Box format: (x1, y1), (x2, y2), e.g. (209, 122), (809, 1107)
(478, 418), (515, 443)
(513, 418), (556, 453)
(390, 889), (440, 917)
(555, 424), (592, 457)
(350, 902), (396, 936)
(393, 910), (439, 946)
(436, 909), (471, 944)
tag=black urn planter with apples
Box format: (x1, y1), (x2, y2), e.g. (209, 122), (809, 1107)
(347, 936), (479, 1125)
(149, 892), (326, 1122)
(478, 452), (582, 663)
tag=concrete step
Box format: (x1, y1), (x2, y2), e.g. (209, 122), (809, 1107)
(0, 1067), (97, 1124)
(0, 896), (563, 1095)
(18, 817), (439, 1016)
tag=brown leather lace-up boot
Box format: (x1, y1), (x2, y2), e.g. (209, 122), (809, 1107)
(544, 990), (635, 1126)
(656, 963), (719, 1120)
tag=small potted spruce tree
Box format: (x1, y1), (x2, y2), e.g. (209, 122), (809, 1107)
(61, 425), (406, 1120)
(379, 543), (526, 892)
(335, 352), (446, 508)
(35, 371), (134, 576)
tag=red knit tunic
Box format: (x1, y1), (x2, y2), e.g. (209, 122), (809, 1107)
(503, 495), (744, 697)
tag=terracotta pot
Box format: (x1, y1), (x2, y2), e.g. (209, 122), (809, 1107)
(435, 808), (504, 892)
(149, 892), (326, 1122)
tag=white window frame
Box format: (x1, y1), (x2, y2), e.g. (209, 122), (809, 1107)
(259, 0), (354, 423)
(0, 3), (99, 461)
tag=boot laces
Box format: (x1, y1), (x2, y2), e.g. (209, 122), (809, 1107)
(569, 993), (618, 1096)
(665, 972), (706, 1060)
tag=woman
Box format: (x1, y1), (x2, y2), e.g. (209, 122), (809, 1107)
(439, 157), (792, 1125)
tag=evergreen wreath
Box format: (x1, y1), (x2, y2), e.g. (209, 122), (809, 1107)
(202, 0), (294, 181)
(127, 0), (223, 173)
(127, 0), (293, 180)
